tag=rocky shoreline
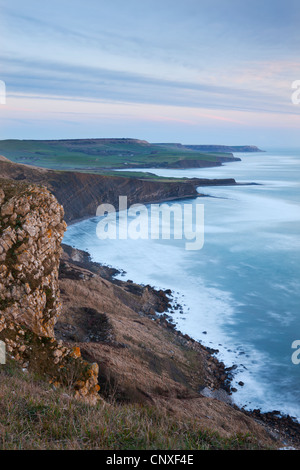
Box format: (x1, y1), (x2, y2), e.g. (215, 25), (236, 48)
(60, 243), (300, 449)
(1, 155), (299, 448)
(60, 244), (239, 394)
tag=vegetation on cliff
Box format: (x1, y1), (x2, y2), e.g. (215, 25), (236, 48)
(0, 358), (273, 451)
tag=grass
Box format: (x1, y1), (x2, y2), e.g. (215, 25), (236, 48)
(65, 169), (191, 181)
(0, 359), (269, 450)
(0, 138), (232, 172)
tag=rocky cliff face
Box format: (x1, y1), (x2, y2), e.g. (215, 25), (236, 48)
(0, 156), (236, 225)
(0, 157), (203, 224)
(0, 179), (65, 336)
(0, 179), (100, 404)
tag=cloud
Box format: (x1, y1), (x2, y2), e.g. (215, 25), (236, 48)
(1, 55), (297, 116)
(0, 0), (299, 144)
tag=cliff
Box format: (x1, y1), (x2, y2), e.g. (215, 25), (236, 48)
(55, 245), (279, 446)
(153, 143), (264, 154)
(0, 155), (236, 224)
(0, 170), (298, 449)
(0, 179), (65, 336)
(183, 145), (264, 153)
(0, 179), (99, 404)
(0, 138), (242, 171)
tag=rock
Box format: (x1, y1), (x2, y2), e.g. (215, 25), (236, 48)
(1, 199), (14, 217)
(0, 179), (100, 405)
(0, 183), (65, 337)
(0, 188), (5, 205)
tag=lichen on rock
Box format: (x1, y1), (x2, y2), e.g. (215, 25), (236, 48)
(0, 180), (66, 336)
(0, 179), (100, 405)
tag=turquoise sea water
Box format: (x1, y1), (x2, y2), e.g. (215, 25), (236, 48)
(64, 149), (300, 419)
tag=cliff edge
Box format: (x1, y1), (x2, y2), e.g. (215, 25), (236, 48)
(0, 178), (298, 449)
(0, 179), (99, 404)
(0, 156), (236, 224)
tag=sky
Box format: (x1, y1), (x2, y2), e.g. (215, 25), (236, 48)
(0, 0), (300, 147)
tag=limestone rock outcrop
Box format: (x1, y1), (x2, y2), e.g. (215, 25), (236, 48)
(0, 180), (66, 336)
(0, 179), (100, 404)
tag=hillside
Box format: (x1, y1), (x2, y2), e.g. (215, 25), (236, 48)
(0, 360), (275, 450)
(0, 169), (299, 451)
(0, 138), (242, 172)
(156, 143), (264, 153)
(0, 207), (282, 451)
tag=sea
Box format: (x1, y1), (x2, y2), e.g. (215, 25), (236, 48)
(64, 148), (300, 420)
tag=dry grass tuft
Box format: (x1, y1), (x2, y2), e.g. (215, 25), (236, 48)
(0, 360), (271, 450)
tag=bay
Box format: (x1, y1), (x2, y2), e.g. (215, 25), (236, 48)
(64, 148), (300, 419)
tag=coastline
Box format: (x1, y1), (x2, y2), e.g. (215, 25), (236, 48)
(66, 193), (205, 227)
(60, 242), (300, 449)
(66, 178), (249, 227)
(60, 242), (233, 394)
(62, 165), (300, 447)
(1, 153), (299, 447)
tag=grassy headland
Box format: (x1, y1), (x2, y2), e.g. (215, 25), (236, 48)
(0, 138), (245, 173)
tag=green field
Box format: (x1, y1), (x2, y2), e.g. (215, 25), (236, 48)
(0, 138), (234, 173)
